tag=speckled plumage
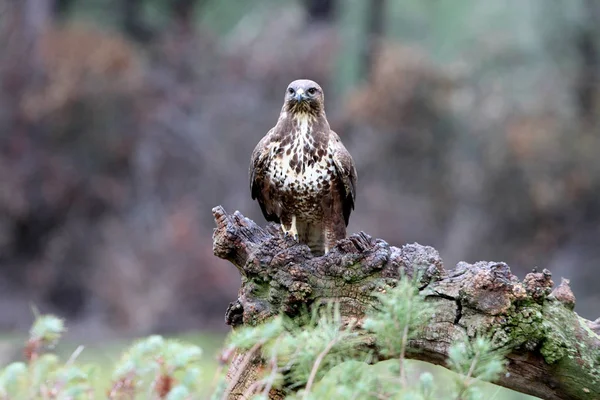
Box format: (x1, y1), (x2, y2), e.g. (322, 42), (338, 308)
(249, 80), (357, 255)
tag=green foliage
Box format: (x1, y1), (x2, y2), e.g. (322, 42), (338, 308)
(274, 303), (362, 390)
(227, 316), (285, 351)
(110, 335), (203, 398)
(220, 303), (363, 398)
(217, 276), (508, 399)
(0, 362), (28, 398)
(446, 336), (506, 400)
(0, 278), (509, 399)
(362, 274), (434, 390)
(29, 313), (66, 348)
(296, 336), (506, 400)
(363, 275), (434, 357)
(448, 336), (505, 382)
(0, 314), (205, 399)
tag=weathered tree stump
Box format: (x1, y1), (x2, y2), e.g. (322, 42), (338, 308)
(212, 206), (600, 400)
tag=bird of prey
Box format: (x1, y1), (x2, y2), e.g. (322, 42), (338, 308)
(249, 79), (357, 255)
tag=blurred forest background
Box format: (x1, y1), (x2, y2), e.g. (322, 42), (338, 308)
(1, 0), (599, 345)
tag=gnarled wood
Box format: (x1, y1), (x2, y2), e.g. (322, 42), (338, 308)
(213, 206), (600, 400)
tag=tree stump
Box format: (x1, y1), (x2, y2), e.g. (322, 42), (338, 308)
(212, 206), (600, 400)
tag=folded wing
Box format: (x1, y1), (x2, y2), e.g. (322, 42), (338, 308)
(249, 129), (280, 223)
(330, 131), (357, 226)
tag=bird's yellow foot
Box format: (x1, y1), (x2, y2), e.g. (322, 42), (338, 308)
(283, 232), (298, 241)
(285, 228), (298, 240)
(282, 216), (299, 241)
(289, 216), (299, 240)
(282, 230), (299, 241)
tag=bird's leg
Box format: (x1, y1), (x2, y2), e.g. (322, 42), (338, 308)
(281, 215), (299, 241)
(289, 215), (299, 240)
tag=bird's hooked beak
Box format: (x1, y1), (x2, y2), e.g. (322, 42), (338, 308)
(294, 88), (307, 102)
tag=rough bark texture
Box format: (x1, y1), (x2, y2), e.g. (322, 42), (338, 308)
(212, 206), (600, 400)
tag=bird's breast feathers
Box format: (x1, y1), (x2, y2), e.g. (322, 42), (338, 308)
(267, 115), (335, 198)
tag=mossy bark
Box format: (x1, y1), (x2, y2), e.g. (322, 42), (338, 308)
(213, 206), (600, 400)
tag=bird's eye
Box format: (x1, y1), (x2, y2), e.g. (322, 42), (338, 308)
(288, 88), (295, 95)
(307, 87), (317, 95)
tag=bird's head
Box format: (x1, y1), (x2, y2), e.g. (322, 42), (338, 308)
(284, 79), (324, 116)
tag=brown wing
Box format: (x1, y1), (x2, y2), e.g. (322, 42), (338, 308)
(249, 129), (280, 223)
(330, 131), (357, 226)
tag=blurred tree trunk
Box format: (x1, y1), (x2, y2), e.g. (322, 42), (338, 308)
(53, 0), (75, 20)
(1, 0), (51, 62)
(333, 0), (385, 99)
(122, 0), (154, 43)
(0, 0), (52, 282)
(303, 0), (335, 23)
(171, 0), (203, 34)
(0, 0), (50, 120)
(365, 0), (385, 76)
(576, 0), (600, 128)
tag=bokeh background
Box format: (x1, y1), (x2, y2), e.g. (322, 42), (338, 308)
(1, 0), (599, 398)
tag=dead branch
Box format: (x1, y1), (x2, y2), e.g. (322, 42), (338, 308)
(212, 206), (600, 400)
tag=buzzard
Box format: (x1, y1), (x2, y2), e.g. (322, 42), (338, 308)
(249, 79), (357, 255)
